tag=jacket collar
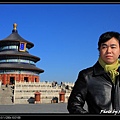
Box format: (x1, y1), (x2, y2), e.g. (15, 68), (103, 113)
(93, 61), (106, 76)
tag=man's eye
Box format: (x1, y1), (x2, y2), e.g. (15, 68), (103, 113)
(111, 46), (116, 49)
(102, 46), (107, 49)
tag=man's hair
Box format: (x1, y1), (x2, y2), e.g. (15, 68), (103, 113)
(98, 31), (120, 51)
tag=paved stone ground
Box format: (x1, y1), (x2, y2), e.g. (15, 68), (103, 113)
(0, 103), (69, 114)
(0, 103), (90, 118)
(0, 102), (88, 114)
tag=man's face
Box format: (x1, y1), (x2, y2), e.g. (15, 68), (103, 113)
(99, 37), (120, 64)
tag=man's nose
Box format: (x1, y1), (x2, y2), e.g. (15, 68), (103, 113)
(107, 47), (112, 53)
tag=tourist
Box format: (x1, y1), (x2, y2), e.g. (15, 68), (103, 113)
(67, 31), (120, 114)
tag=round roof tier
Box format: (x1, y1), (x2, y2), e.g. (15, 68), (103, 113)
(0, 23), (34, 49)
(0, 63), (44, 73)
(0, 50), (40, 62)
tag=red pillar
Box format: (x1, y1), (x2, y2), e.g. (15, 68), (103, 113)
(19, 74), (21, 82)
(34, 91), (41, 104)
(3, 74), (6, 85)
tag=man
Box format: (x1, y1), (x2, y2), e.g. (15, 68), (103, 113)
(67, 31), (120, 114)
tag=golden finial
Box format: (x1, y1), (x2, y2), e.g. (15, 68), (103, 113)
(13, 23), (17, 30)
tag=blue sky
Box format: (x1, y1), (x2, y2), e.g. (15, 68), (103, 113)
(0, 3), (120, 83)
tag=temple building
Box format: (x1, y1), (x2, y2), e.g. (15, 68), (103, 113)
(0, 23), (74, 104)
(0, 23), (44, 85)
